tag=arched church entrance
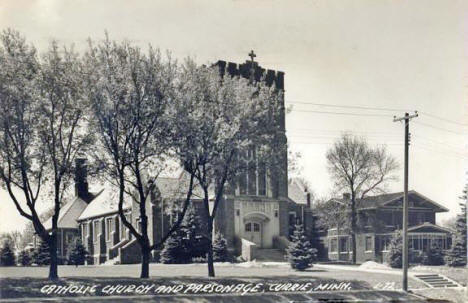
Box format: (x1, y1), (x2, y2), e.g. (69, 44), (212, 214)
(244, 221), (262, 246)
(243, 212), (269, 248)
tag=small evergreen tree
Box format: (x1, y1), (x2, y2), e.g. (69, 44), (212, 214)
(18, 250), (32, 266)
(387, 230), (403, 268)
(160, 229), (187, 264)
(446, 187), (467, 267)
(182, 206), (209, 260)
(446, 220), (467, 267)
(67, 239), (88, 266)
(212, 232), (229, 262)
(0, 242), (16, 266)
(422, 242), (445, 265)
(286, 224), (317, 271)
(160, 206), (210, 264)
(32, 240), (50, 265)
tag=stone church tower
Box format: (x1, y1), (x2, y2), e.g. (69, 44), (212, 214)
(214, 53), (290, 251)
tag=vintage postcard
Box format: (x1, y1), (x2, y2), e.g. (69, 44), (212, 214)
(0, 1), (466, 302)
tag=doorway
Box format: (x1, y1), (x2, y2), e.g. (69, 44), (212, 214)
(244, 221), (262, 247)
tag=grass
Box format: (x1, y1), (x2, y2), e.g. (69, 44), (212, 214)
(0, 276), (369, 299)
(0, 263), (458, 302)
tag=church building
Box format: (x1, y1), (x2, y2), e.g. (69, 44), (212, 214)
(43, 55), (316, 264)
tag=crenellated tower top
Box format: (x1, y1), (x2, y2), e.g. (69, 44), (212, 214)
(215, 51), (284, 90)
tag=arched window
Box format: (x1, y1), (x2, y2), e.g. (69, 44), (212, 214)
(245, 223), (252, 232)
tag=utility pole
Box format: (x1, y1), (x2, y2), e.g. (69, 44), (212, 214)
(393, 111), (418, 292)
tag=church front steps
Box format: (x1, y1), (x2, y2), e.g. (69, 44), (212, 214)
(255, 249), (286, 262)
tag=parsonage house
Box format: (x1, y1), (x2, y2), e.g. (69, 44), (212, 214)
(42, 58), (317, 264)
(325, 192), (453, 264)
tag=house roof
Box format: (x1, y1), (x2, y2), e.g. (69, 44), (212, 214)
(408, 222), (453, 234)
(288, 179), (309, 205)
(43, 196), (89, 230)
(77, 189), (131, 221)
(331, 190), (449, 212)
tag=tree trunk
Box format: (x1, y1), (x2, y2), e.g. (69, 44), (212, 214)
(48, 236), (59, 281)
(351, 195), (357, 264)
(140, 247), (150, 278)
(206, 217), (215, 277)
(351, 234), (357, 264)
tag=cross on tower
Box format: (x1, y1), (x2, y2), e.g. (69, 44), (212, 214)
(248, 50), (256, 63)
(248, 50), (257, 82)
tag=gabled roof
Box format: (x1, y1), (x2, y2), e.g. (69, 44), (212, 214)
(43, 197), (89, 230)
(288, 179), (309, 205)
(408, 222), (453, 234)
(78, 189), (131, 221)
(331, 190), (449, 212)
(156, 175), (213, 201)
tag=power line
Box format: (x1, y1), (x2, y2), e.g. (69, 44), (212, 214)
(287, 100), (468, 127)
(288, 109), (465, 135)
(290, 109), (390, 117)
(412, 134), (466, 152)
(412, 144), (468, 160)
(287, 101), (408, 112)
(287, 133), (466, 154)
(413, 121), (466, 135)
(419, 111), (468, 127)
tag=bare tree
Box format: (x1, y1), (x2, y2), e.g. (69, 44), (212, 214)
(326, 133), (399, 264)
(0, 29), (91, 279)
(84, 37), (194, 278)
(173, 60), (284, 277)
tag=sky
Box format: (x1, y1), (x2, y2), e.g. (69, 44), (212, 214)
(0, 0), (467, 232)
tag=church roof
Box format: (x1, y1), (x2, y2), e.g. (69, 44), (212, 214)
(78, 189), (131, 221)
(288, 179), (309, 205)
(331, 190), (448, 212)
(161, 169), (219, 200)
(156, 175), (211, 201)
(43, 196), (89, 230)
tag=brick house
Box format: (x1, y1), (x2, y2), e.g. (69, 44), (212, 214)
(325, 191), (452, 264)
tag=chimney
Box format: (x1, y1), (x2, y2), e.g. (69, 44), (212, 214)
(306, 192), (311, 209)
(342, 193), (351, 200)
(75, 158), (89, 200)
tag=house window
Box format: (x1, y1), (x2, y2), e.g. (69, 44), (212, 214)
(93, 220), (100, 242)
(119, 217), (124, 238)
(106, 217), (113, 241)
(66, 233), (73, 244)
(340, 237), (348, 252)
(289, 212), (297, 225)
(245, 223), (252, 232)
(274, 210), (278, 218)
(137, 218), (142, 232)
(330, 238), (338, 252)
(417, 212), (425, 224)
(120, 215), (129, 240)
(381, 236), (390, 252)
(236, 209), (240, 216)
(82, 224), (87, 240)
(365, 236), (373, 252)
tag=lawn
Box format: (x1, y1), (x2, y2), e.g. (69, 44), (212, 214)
(0, 262), (426, 289)
(0, 263), (463, 302)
